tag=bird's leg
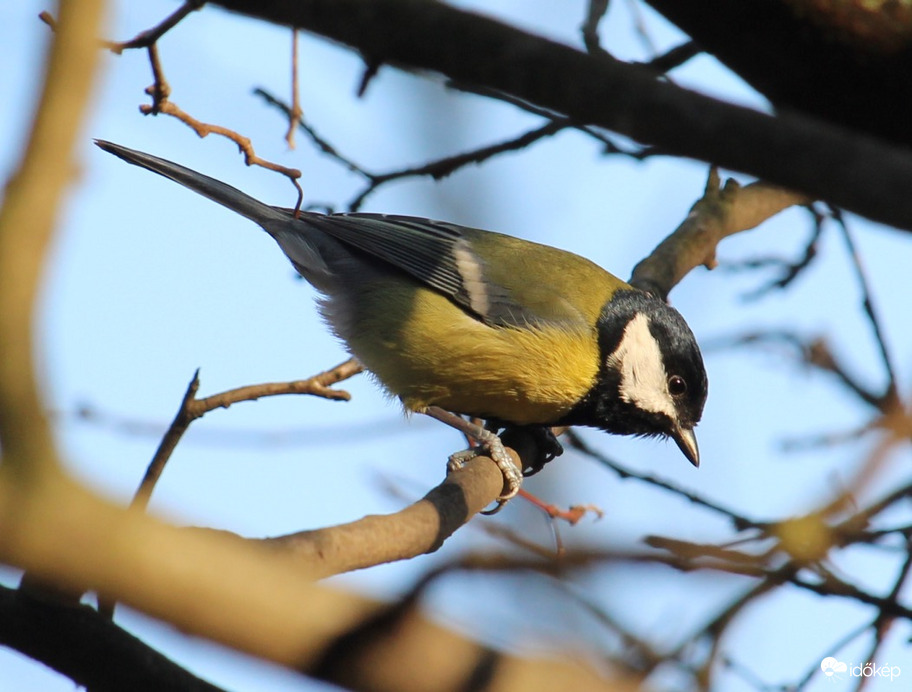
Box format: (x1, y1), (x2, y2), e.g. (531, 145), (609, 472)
(423, 406), (522, 513)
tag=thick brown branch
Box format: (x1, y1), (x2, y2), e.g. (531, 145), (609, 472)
(1, 474), (636, 692)
(205, 432), (557, 578)
(251, 453), (511, 578)
(644, 0), (912, 146)
(213, 0), (912, 231)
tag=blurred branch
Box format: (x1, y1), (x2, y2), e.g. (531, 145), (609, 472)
(255, 87), (567, 211)
(4, 471), (644, 692)
(565, 430), (760, 532)
(581, 0), (611, 55)
(0, 586), (226, 692)
(643, 0), (912, 147)
(0, 0), (107, 606)
(59, 402), (401, 448)
(712, 330), (887, 410)
(859, 535), (912, 686)
(0, 0), (105, 480)
(832, 208), (901, 410)
(215, 0), (912, 231)
(623, 0), (659, 55)
(718, 205), (824, 300)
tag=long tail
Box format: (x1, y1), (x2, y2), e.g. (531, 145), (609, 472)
(94, 140), (287, 226)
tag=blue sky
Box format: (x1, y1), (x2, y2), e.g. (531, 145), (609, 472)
(2, 1), (911, 690)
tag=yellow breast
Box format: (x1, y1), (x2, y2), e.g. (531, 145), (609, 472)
(340, 284), (600, 425)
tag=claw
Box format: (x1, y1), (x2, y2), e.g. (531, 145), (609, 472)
(447, 436), (522, 514)
(425, 406), (524, 513)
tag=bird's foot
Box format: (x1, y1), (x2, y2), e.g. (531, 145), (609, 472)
(447, 433), (522, 515)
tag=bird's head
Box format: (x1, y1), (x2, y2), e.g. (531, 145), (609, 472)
(565, 290), (707, 466)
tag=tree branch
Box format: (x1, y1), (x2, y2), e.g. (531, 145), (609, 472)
(629, 171), (810, 298)
(0, 586), (226, 692)
(214, 0), (912, 231)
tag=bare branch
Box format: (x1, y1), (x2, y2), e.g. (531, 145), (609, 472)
(641, 41), (701, 73)
(710, 330), (886, 410)
(832, 209), (901, 410)
(132, 359), (362, 512)
(0, 586), (227, 692)
(629, 171), (811, 299)
(1, 0), (105, 476)
(39, 2), (204, 54)
(133, 42), (305, 207)
(285, 29), (302, 149)
(564, 430), (760, 532)
(107, 1), (203, 54)
(212, 0), (912, 231)
(719, 206), (825, 300)
(255, 87), (568, 210)
(581, 0), (611, 55)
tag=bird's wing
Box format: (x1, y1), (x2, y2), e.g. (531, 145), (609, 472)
(300, 212), (623, 328)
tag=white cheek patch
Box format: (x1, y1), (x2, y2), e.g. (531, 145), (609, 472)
(606, 313), (675, 418)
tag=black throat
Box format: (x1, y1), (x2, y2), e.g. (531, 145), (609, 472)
(557, 290), (683, 437)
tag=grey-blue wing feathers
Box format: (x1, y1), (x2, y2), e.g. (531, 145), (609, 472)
(95, 140), (563, 328)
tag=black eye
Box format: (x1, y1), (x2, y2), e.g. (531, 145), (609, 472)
(668, 375), (687, 397)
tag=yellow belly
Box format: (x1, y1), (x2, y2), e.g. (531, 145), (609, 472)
(339, 284), (600, 425)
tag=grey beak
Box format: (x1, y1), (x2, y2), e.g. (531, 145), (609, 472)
(672, 427), (700, 468)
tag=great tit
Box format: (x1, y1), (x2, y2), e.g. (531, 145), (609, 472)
(96, 140), (707, 508)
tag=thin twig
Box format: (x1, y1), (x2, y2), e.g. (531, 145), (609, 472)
(255, 88), (370, 178)
(108, 1), (204, 54)
(285, 29), (303, 149)
(556, 582), (666, 673)
(642, 41), (701, 73)
(62, 403), (400, 448)
(356, 59), (382, 97)
(832, 208), (900, 410)
(96, 359), (363, 617)
(255, 88), (568, 210)
(624, 0), (658, 55)
(131, 358), (361, 512)
(856, 534), (912, 690)
(719, 205), (824, 300)
(564, 430), (760, 531)
(581, 0), (611, 55)
(788, 619), (874, 690)
(46, 4), (307, 206)
(447, 81), (642, 157)
(707, 330), (886, 410)
(346, 120), (565, 210)
(39, 3), (204, 54)
(140, 44), (304, 207)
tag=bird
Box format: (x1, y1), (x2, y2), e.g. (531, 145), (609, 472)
(95, 140), (708, 511)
